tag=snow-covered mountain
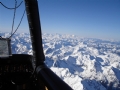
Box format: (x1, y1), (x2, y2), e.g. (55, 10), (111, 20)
(1, 32), (120, 90)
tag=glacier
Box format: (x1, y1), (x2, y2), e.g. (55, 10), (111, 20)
(0, 32), (120, 90)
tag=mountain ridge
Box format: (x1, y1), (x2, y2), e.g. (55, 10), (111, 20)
(0, 32), (120, 90)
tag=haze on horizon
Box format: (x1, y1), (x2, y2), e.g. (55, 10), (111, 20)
(0, 0), (120, 40)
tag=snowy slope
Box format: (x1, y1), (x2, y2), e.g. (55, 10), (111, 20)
(1, 32), (120, 90)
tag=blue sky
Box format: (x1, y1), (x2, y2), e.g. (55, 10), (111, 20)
(0, 0), (120, 40)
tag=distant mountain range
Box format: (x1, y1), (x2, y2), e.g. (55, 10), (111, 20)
(0, 32), (120, 90)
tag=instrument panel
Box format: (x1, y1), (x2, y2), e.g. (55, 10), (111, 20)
(0, 54), (35, 89)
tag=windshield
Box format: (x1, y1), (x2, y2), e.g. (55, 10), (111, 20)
(0, 0), (120, 90)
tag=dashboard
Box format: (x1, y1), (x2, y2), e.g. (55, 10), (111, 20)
(0, 54), (35, 89)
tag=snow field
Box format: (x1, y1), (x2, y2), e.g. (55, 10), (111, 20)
(1, 32), (120, 90)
